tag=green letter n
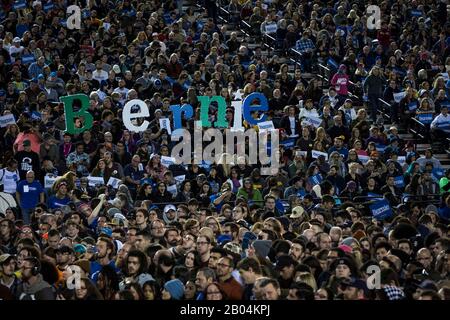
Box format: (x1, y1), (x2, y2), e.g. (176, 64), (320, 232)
(198, 95), (228, 128)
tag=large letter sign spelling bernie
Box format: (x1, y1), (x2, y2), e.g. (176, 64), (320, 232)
(198, 95), (228, 128)
(170, 104), (194, 130)
(60, 94), (93, 134)
(242, 92), (268, 126)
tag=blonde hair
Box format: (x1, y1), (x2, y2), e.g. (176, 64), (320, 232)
(295, 272), (317, 291)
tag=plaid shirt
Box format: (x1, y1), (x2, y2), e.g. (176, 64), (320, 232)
(296, 38), (315, 53)
(383, 286), (405, 300)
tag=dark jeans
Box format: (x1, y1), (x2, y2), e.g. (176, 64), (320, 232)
(368, 94), (382, 121)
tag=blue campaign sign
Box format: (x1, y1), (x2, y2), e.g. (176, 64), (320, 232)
(367, 192), (383, 201)
(281, 138), (296, 149)
(13, 0), (27, 10)
(31, 111), (42, 121)
(408, 101), (417, 112)
(370, 199), (393, 220)
(309, 173), (323, 186)
(411, 10), (422, 17)
(21, 54), (36, 64)
(436, 121), (450, 133)
(327, 58), (338, 70)
(417, 113), (433, 124)
(394, 175), (405, 188)
(43, 2), (54, 11)
(375, 144), (386, 152)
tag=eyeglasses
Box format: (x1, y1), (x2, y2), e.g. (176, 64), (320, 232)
(217, 263), (231, 268)
(152, 227), (164, 231)
(196, 241), (209, 246)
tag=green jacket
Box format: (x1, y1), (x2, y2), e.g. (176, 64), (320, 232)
(236, 188), (263, 207)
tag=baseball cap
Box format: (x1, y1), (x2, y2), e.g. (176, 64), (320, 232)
(13, 37), (21, 43)
(164, 204), (176, 214)
(418, 280), (438, 291)
(55, 245), (75, 255)
(223, 242), (242, 255)
(100, 227), (113, 237)
(112, 65), (121, 74)
(340, 278), (368, 294)
(0, 254), (15, 265)
(290, 206), (305, 219)
(107, 207), (121, 218)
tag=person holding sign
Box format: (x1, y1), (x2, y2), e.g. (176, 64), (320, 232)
(380, 175), (402, 206)
(279, 106), (301, 139)
(399, 87), (419, 124)
(431, 105), (450, 149)
(416, 98), (435, 125)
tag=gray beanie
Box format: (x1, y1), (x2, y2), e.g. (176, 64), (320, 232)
(341, 237), (358, 247)
(252, 240), (272, 258)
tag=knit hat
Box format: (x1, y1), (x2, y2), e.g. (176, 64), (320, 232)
(252, 240), (272, 258)
(164, 279), (184, 300)
(341, 237), (358, 247)
(338, 244), (353, 253)
(242, 232), (257, 251)
(425, 204), (438, 215)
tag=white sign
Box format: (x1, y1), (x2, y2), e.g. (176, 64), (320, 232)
(0, 114), (16, 127)
(296, 150), (308, 157)
(393, 91), (406, 103)
(397, 156), (406, 165)
(174, 175), (186, 183)
(161, 156), (176, 168)
(159, 118), (172, 134)
(302, 116), (322, 128)
(257, 120), (275, 132)
(358, 155), (369, 164)
(167, 184), (178, 195)
(107, 177), (122, 189)
(44, 176), (59, 189)
(88, 176), (105, 187)
(265, 23), (277, 34)
(312, 150), (328, 160)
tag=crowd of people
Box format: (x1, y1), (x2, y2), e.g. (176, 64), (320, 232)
(0, 0), (450, 300)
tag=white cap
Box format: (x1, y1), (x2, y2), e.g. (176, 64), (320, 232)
(112, 64), (121, 74)
(32, 1), (42, 7)
(13, 37), (21, 43)
(164, 204), (176, 214)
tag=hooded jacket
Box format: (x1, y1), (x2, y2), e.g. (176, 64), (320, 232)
(16, 274), (55, 300)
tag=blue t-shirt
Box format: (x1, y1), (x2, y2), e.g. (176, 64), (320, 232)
(17, 180), (44, 209)
(90, 260), (120, 283)
(47, 195), (71, 209)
